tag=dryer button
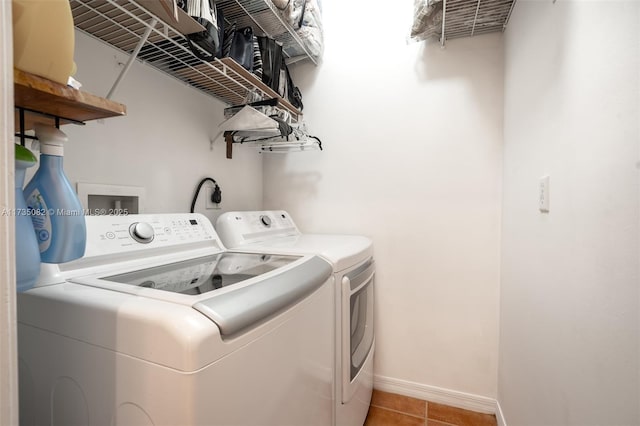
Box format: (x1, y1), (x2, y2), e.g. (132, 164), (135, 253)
(260, 215), (272, 227)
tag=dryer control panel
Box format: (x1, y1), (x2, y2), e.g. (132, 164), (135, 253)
(216, 210), (300, 248)
(82, 213), (221, 257)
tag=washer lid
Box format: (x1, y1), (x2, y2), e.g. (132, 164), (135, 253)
(70, 252), (333, 337)
(194, 255), (332, 336)
(104, 252), (298, 295)
(103, 253), (332, 336)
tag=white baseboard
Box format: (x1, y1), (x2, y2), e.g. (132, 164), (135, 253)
(373, 374), (498, 415)
(495, 400), (507, 426)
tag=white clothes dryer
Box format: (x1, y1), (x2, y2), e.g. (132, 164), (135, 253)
(18, 213), (335, 426)
(216, 210), (375, 426)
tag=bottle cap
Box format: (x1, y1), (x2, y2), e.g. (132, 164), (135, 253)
(34, 124), (68, 156)
(15, 144), (37, 168)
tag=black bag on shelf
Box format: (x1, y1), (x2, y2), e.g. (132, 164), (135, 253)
(228, 26), (254, 71)
(182, 0), (222, 60)
(221, 22), (235, 58)
(283, 60), (303, 110)
(257, 36), (283, 93)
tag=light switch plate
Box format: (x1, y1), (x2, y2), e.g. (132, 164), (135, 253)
(539, 175), (550, 213)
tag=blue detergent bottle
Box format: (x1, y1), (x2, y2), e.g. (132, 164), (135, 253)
(24, 125), (86, 263)
(15, 144), (40, 291)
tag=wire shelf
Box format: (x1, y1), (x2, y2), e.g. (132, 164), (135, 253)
(70, 0), (306, 122)
(442, 0), (516, 43)
(216, 0), (316, 61)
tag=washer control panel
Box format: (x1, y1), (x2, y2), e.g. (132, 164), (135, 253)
(83, 213), (220, 257)
(216, 210), (300, 248)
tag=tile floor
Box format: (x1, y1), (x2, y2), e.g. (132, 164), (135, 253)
(364, 390), (497, 426)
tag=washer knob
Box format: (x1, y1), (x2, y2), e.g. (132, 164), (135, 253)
(260, 215), (272, 227)
(129, 222), (155, 243)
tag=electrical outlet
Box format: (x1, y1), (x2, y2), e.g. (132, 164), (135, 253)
(205, 187), (220, 209)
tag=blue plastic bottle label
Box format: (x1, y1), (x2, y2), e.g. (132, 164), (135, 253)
(25, 188), (52, 253)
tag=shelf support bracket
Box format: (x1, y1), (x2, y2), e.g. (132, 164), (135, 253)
(225, 131), (234, 159)
(14, 106), (85, 145)
(471, 0), (481, 37)
(440, 0), (447, 48)
(107, 17), (158, 100)
(18, 108), (25, 146)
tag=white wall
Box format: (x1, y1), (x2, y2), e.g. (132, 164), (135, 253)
(42, 30), (264, 221)
(263, 0), (504, 400)
(499, 1), (639, 425)
(1, 1), (19, 423)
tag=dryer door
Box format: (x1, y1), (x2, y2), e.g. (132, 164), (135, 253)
(341, 260), (375, 403)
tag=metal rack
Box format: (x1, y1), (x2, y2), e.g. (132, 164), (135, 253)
(69, 0), (308, 123)
(440, 0), (516, 46)
(217, 0), (316, 63)
(227, 128), (322, 155)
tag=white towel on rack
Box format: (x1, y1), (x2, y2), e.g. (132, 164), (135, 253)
(217, 106), (279, 132)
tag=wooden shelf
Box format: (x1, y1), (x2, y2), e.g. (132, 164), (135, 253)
(14, 69), (126, 131)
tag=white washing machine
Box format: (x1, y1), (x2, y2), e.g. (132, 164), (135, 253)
(17, 213), (335, 426)
(216, 210), (375, 426)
